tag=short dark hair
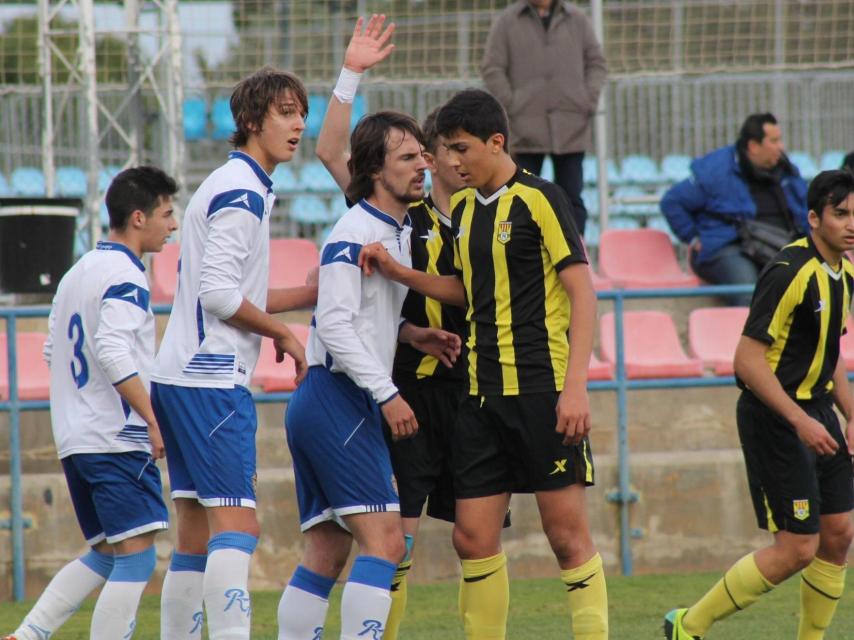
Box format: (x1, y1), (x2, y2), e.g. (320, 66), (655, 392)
(228, 66), (308, 148)
(105, 166), (178, 230)
(346, 111), (425, 204)
(421, 107), (441, 154)
(842, 151), (854, 173)
(737, 112), (778, 148)
(435, 89), (509, 150)
(807, 170), (854, 217)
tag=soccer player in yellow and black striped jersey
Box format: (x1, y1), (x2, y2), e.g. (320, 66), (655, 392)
(361, 88), (607, 640)
(664, 170), (854, 640)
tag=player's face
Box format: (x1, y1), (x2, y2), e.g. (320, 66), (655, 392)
(375, 128), (428, 205)
(140, 195), (178, 253)
(254, 89), (306, 168)
(442, 129), (502, 190)
(810, 192), (854, 255)
(747, 123), (784, 170)
(425, 139), (466, 193)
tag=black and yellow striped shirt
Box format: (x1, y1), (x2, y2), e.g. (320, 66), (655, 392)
(451, 168), (586, 396)
(740, 236), (854, 401)
(393, 195), (466, 384)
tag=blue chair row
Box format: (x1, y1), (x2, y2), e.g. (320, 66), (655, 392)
(185, 95), (367, 141)
(0, 166), (122, 197)
(270, 158), (425, 194)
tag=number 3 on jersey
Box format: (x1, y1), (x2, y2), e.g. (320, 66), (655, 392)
(68, 312), (89, 388)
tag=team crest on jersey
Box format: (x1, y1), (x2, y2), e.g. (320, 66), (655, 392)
(497, 220), (512, 244)
(793, 499), (810, 521)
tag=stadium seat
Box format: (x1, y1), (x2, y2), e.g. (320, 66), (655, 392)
(840, 317), (854, 370)
(788, 151), (819, 181)
(661, 154), (692, 183)
(611, 186), (659, 217)
(300, 161), (338, 192)
(98, 165), (121, 192)
(271, 164), (299, 193)
(150, 241), (181, 303)
(540, 156), (555, 182)
(304, 94), (328, 138)
(605, 217), (641, 231)
(598, 228), (700, 288)
(584, 220), (600, 248)
(183, 98), (208, 141)
(582, 187), (599, 216)
(0, 172), (12, 196)
(11, 167), (45, 196)
(583, 156), (620, 186)
(688, 307), (749, 376)
(251, 324), (310, 392)
(0, 332), (51, 401)
(600, 311), (704, 378)
(620, 155), (661, 185)
(289, 194), (331, 224)
(56, 166), (87, 197)
(351, 94), (367, 129)
(588, 352), (613, 381)
(589, 266), (612, 291)
(327, 197), (350, 222)
(269, 237), (320, 289)
(211, 97), (235, 140)
(820, 150), (846, 171)
(646, 214), (679, 243)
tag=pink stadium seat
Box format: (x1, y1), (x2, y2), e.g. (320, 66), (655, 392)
(600, 311), (704, 378)
(269, 238), (320, 289)
(598, 229), (700, 289)
(688, 307), (749, 376)
(590, 267), (612, 291)
(0, 332), (51, 400)
(840, 317), (854, 370)
(150, 242), (180, 303)
(588, 352), (613, 380)
(251, 324), (310, 392)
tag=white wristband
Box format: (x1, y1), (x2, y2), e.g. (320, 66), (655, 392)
(333, 66), (363, 104)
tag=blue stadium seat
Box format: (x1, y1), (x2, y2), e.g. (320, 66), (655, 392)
(611, 186), (658, 217)
(0, 172), (12, 196)
(305, 94), (328, 138)
(788, 151), (819, 180)
(606, 217), (641, 230)
(620, 155), (661, 185)
(583, 156), (620, 186)
(350, 94), (366, 129)
(11, 167), (45, 196)
(424, 170), (432, 191)
(98, 166), (121, 193)
(646, 215), (678, 243)
(661, 154), (692, 183)
(183, 98), (207, 141)
(540, 156), (555, 182)
(211, 98), (235, 141)
(271, 164), (299, 193)
(327, 197), (350, 222)
(584, 220), (600, 247)
(56, 166), (87, 197)
(820, 150), (846, 171)
(290, 195), (331, 224)
(320, 224), (335, 245)
(300, 161), (338, 192)
(582, 188), (599, 217)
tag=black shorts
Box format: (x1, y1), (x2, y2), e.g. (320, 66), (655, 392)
(738, 392), (854, 535)
(384, 378), (462, 521)
(453, 391), (595, 498)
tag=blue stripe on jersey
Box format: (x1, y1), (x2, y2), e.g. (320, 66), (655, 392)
(228, 150), (273, 191)
(358, 198), (411, 230)
(321, 241), (362, 267)
(103, 282), (150, 312)
(96, 241), (145, 272)
(196, 299), (205, 344)
(207, 189), (265, 221)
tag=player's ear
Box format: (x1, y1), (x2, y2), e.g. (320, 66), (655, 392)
(489, 133), (504, 154)
(130, 208), (147, 229)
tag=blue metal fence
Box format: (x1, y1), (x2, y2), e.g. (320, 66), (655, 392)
(2, 286), (756, 600)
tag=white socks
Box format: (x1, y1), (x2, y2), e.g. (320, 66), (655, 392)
(277, 565), (335, 640)
(90, 546), (156, 640)
(161, 552), (207, 639)
(339, 556), (396, 640)
(203, 531), (257, 640)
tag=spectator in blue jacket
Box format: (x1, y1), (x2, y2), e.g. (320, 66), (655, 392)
(661, 113), (808, 305)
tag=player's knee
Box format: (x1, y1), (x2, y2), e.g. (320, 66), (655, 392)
(544, 523), (592, 566)
(821, 519), (854, 558)
(785, 536), (820, 571)
(452, 524), (497, 560)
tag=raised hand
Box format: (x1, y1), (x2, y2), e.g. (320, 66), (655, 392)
(344, 14), (396, 73)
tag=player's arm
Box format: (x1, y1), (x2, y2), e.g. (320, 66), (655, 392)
(199, 205), (307, 382)
(359, 241), (466, 307)
(315, 15), (396, 192)
(94, 280), (164, 459)
(398, 320), (461, 369)
(831, 355), (854, 455)
(266, 285), (318, 314)
(43, 297), (57, 366)
(660, 178), (704, 248)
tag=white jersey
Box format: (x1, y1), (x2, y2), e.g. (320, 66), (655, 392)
(307, 199), (412, 404)
(152, 151), (275, 388)
(45, 241), (155, 458)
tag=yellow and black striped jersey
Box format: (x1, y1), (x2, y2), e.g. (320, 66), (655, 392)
(393, 194), (466, 384)
(739, 236), (854, 401)
(451, 168), (587, 396)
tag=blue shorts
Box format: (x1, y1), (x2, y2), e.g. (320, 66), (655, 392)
(62, 451), (169, 545)
(152, 383), (258, 508)
(285, 366), (399, 531)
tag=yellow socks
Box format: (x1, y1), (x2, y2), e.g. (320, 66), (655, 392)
(560, 553), (608, 640)
(459, 552), (509, 640)
(383, 557), (412, 640)
(682, 552), (774, 637)
(798, 556), (846, 640)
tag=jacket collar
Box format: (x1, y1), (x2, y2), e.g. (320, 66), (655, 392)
(516, 0), (569, 17)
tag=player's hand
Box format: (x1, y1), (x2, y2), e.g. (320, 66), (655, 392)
(305, 265), (319, 286)
(408, 326), (461, 368)
(147, 421), (166, 460)
(792, 415), (839, 456)
(344, 14), (395, 73)
(555, 383), (591, 446)
(359, 242), (399, 278)
(275, 333), (308, 385)
(381, 395), (418, 441)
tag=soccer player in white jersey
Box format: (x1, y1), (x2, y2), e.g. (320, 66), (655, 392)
(3, 166), (178, 640)
(151, 68), (313, 640)
(276, 108), (459, 640)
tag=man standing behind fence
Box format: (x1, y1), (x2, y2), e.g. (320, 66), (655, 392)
(481, 0), (607, 235)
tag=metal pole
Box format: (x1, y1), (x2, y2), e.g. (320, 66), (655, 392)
(38, 0), (56, 198)
(163, 0), (186, 203)
(125, 0), (143, 167)
(590, 0), (609, 230)
(614, 292), (633, 575)
(8, 317), (25, 601)
(79, 0), (101, 249)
